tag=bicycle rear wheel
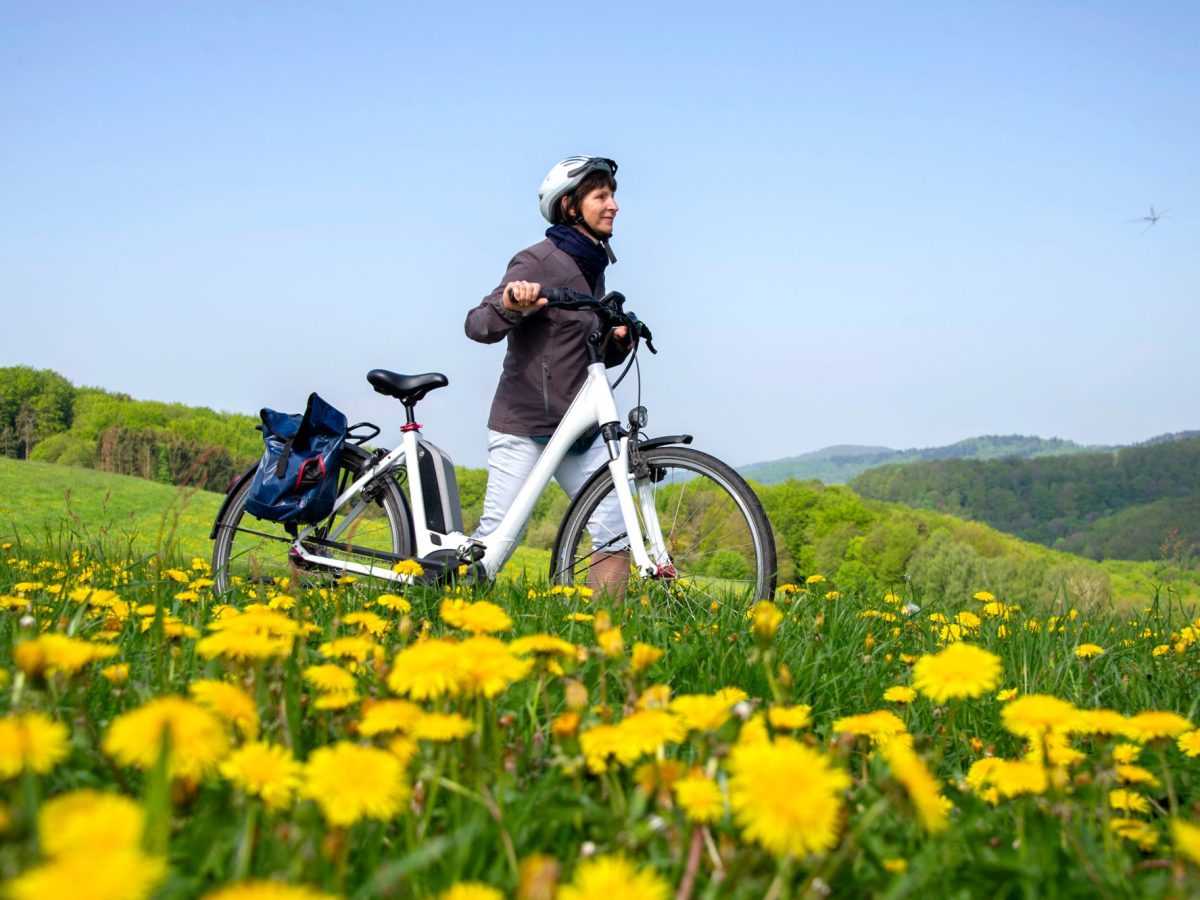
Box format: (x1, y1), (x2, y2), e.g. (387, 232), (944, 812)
(550, 445), (776, 604)
(211, 446), (414, 597)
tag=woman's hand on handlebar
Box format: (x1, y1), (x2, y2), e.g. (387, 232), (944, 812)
(503, 281), (547, 313)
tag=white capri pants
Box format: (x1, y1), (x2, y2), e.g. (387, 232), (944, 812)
(473, 430), (628, 558)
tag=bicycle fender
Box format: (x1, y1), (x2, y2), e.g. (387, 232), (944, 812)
(635, 434), (693, 451)
(210, 464), (258, 540)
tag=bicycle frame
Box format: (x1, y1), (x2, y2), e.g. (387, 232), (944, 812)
(287, 361), (672, 583)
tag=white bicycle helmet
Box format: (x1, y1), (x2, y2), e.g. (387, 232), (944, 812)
(538, 156), (618, 223)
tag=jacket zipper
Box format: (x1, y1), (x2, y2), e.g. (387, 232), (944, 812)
(541, 360), (550, 417)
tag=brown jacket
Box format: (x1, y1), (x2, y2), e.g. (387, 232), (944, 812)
(465, 237), (626, 435)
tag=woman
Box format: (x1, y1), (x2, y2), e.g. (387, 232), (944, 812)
(464, 156), (631, 593)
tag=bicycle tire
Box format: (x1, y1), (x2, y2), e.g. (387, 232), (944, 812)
(211, 445), (414, 597)
(550, 445), (776, 603)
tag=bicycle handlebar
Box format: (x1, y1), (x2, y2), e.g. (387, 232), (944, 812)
(539, 288), (657, 353)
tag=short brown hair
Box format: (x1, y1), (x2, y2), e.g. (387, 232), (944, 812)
(553, 170), (618, 225)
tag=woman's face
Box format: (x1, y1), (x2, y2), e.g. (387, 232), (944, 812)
(570, 185), (618, 238)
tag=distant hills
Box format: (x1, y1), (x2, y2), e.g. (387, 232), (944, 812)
(849, 434), (1200, 564)
(738, 435), (1100, 485)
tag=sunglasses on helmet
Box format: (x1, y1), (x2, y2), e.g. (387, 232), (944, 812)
(566, 157), (618, 178)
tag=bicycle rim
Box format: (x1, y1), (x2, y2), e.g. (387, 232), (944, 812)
(553, 446), (776, 605)
(211, 450), (412, 597)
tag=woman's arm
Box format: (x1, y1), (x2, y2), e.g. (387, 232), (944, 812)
(464, 251), (547, 344)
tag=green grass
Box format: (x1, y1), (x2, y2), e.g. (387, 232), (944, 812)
(0, 457), (551, 580)
(0, 457), (222, 561)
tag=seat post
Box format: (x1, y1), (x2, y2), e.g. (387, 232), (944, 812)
(403, 401), (418, 427)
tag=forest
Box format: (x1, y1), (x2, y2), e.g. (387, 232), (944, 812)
(851, 437), (1200, 563)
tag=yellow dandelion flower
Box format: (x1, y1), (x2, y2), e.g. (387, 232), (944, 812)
(972, 591), (995, 602)
(0, 712), (70, 779)
(510, 633), (577, 659)
(596, 626), (624, 659)
(912, 643), (1001, 703)
(104, 697), (229, 780)
(727, 736), (850, 857)
(670, 694), (735, 732)
(551, 711), (580, 738)
(1110, 817), (1159, 851)
(580, 711), (685, 773)
(1110, 743), (1140, 764)
(302, 664), (356, 693)
(964, 757), (1004, 800)
(805, 574), (826, 585)
(342, 611), (389, 636)
(318, 635), (379, 663)
(565, 612), (594, 623)
(375, 593), (412, 613)
(832, 709), (907, 744)
(7, 848), (168, 900)
(1109, 789), (1150, 815)
(750, 601), (783, 641)
(1001, 694), (1079, 739)
(38, 789), (144, 857)
(438, 884), (504, 900)
(391, 559), (425, 579)
(301, 742), (410, 826)
(635, 684), (671, 711)
(879, 741), (948, 833)
(674, 773), (725, 823)
(1071, 708), (1128, 736)
(1075, 643), (1105, 659)
(1124, 710), (1193, 742)
(313, 690), (359, 711)
(1171, 818), (1200, 865)
(203, 880), (336, 899)
(993, 759), (1048, 798)
(883, 686), (917, 704)
(440, 598), (512, 634)
(559, 855), (669, 900)
(456, 636), (533, 698)
(220, 742), (303, 810)
(359, 699), (424, 737)
(14, 634), (118, 678)
(197, 630), (292, 662)
(189, 680), (259, 738)
(388, 638), (467, 699)
(101, 663), (130, 683)
(411, 712), (474, 742)
(1176, 731), (1200, 757)
(629, 642), (664, 673)
(1115, 764), (1161, 788)
(767, 704), (813, 731)
(956, 611), (982, 629)
(882, 858), (908, 874)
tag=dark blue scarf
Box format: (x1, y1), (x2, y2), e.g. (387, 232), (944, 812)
(546, 224), (609, 295)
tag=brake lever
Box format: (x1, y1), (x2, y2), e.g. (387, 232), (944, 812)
(626, 311), (657, 354)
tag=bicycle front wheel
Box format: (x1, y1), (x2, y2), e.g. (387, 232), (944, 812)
(550, 445), (776, 604)
(211, 446), (414, 597)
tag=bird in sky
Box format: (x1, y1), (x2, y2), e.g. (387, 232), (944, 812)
(1128, 206), (1168, 235)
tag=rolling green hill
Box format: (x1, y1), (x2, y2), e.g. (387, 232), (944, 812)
(738, 434), (1096, 485)
(4, 457), (1195, 610)
(850, 435), (1200, 565)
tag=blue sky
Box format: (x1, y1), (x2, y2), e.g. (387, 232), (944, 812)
(2, 2), (1197, 467)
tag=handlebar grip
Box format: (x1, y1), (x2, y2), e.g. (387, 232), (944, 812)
(539, 287), (593, 307)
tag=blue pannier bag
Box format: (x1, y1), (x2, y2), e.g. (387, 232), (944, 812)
(244, 393), (348, 524)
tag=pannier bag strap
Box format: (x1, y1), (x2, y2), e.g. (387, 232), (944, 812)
(274, 440), (295, 479)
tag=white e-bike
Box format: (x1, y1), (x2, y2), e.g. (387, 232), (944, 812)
(211, 290), (776, 603)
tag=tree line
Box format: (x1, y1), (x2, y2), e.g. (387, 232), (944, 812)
(1, 366), (260, 493)
(850, 438), (1200, 563)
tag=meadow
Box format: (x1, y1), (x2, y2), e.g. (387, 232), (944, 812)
(1, 461), (1200, 898)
